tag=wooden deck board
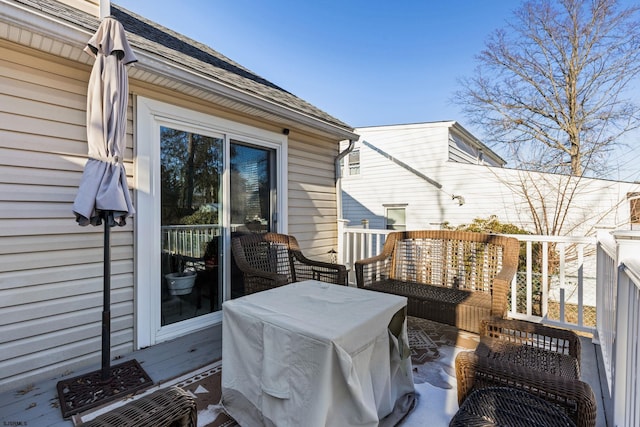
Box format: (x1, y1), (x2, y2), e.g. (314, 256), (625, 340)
(0, 324), (222, 426)
(580, 335), (611, 427)
(0, 323), (609, 426)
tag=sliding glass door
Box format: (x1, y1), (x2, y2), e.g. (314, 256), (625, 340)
(229, 141), (276, 298)
(137, 97), (286, 345)
(160, 127), (223, 326)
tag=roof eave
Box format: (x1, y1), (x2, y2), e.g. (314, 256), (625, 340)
(1, 0), (358, 141)
(450, 122), (506, 165)
(130, 48), (359, 141)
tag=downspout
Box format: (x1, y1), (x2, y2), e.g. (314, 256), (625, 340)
(335, 139), (356, 219)
(335, 139), (355, 267)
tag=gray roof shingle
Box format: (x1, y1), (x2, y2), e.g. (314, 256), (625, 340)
(14, 0), (354, 132)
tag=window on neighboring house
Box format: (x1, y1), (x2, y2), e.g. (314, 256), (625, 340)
(629, 192), (640, 225)
(385, 206), (406, 230)
(349, 148), (360, 175)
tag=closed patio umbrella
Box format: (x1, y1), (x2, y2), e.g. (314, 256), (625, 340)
(73, 15), (136, 384)
(73, 16), (136, 228)
(57, 16), (152, 419)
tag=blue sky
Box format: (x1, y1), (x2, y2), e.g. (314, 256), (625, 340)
(115, 0), (640, 181)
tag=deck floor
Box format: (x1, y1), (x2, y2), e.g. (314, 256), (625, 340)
(0, 322), (609, 426)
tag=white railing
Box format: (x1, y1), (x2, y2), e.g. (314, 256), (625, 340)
(339, 226), (597, 333)
(162, 224), (221, 258)
(339, 227), (392, 284)
(596, 230), (618, 394)
(613, 260), (640, 427)
(503, 234), (597, 334)
(597, 230), (640, 427)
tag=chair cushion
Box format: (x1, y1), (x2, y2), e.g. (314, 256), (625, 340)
(476, 337), (580, 379)
(368, 279), (491, 307)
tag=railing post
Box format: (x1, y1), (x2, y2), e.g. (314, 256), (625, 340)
(526, 241), (532, 316)
(613, 230), (640, 264)
(611, 230), (640, 427)
(337, 219), (349, 266)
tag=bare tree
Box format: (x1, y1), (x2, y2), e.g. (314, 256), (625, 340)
(455, 0), (640, 177)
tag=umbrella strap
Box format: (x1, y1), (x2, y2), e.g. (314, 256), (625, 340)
(90, 155), (123, 165)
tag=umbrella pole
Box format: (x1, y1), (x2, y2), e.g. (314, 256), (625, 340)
(101, 211), (111, 381)
(56, 209), (153, 418)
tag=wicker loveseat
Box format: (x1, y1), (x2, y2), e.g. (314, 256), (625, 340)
(231, 232), (347, 294)
(355, 230), (520, 333)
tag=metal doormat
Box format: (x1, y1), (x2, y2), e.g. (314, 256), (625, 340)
(56, 359), (153, 418)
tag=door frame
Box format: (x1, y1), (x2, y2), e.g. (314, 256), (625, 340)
(134, 96), (288, 347)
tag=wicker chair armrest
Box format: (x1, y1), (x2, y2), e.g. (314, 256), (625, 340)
(480, 318), (581, 363)
(355, 253), (392, 288)
(355, 252), (390, 265)
(455, 351), (596, 427)
(488, 260), (519, 318)
(290, 251), (348, 285)
(291, 251), (347, 272)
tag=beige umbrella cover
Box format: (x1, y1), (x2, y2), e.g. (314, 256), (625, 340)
(73, 16), (137, 227)
(71, 16), (138, 381)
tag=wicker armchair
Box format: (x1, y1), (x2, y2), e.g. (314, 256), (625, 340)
(82, 386), (197, 427)
(477, 318), (581, 379)
(231, 232), (347, 294)
(455, 351), (597, 427)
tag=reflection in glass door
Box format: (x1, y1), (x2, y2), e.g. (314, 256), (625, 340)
(160, 127), (222, 326)
(229, 141), (275, 298)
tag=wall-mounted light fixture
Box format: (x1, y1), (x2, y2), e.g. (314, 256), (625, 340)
(282, 128), (290, 135)
(452, 195), (465, 206)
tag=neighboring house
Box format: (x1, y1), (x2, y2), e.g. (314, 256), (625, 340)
(340, 121), (639, 235)
(0, 0), (358, 392)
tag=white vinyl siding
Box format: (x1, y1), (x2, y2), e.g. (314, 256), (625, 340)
(341, 122), (637, 235)
(288, 132), (340, 261)
(0, 42), (135, 392)
(56, 0), (103, 17)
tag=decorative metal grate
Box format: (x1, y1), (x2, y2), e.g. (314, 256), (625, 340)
(56, 359), (153, 418)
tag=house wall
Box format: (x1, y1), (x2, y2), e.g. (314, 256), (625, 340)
(0, 40), (136, 393)
(0, 39), (341, 392)
(341, 124), (638, 235)
(288, 130), (341, 261)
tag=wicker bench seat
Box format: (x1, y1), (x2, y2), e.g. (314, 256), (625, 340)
(355, 230), (520, 333)
(367, 279), (492, 333)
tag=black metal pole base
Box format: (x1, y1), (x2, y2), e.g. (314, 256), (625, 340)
(56, 358), (153, 418)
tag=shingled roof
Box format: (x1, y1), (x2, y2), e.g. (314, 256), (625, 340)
(12, 0), (354, 134)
